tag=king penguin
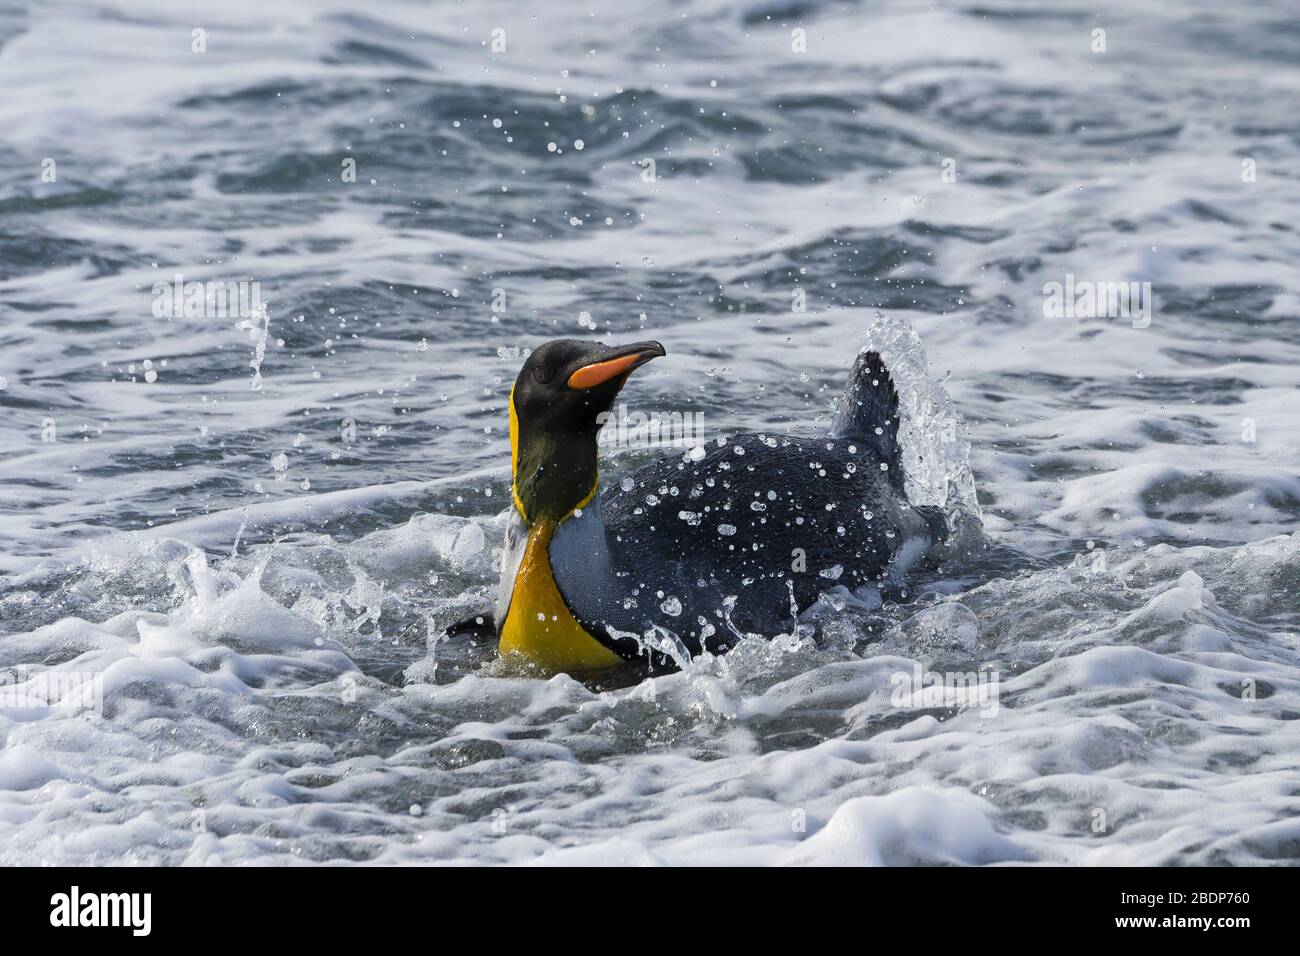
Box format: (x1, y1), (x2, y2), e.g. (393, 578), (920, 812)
(474, 338), (947, 673)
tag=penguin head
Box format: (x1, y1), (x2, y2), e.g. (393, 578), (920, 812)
(509, 339), (665, 524)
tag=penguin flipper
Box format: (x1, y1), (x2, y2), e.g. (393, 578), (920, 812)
(914, 503), (949, 547)
(443, 612), (496, 640)
(830, 349), (904, 492)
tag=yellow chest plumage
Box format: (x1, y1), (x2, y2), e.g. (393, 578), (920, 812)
(498, 517), (623, 672)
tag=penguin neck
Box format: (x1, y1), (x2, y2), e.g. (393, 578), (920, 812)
(513, 482), (601, 543)
(509, 384), (602, 526)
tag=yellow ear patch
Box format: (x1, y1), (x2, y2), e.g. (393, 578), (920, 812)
(508, 382), (528, 521)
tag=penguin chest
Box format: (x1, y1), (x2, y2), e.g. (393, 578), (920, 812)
(498, 519), (622, 672)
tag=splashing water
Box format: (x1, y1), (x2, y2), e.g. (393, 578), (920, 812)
(861, 315), (980, 519)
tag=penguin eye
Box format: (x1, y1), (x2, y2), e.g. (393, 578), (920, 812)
(533, 362), (555, 385)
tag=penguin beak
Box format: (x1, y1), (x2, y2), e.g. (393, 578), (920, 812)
(566, 341), (666, 390)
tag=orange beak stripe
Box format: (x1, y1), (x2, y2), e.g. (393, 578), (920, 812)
(566, 353), (646, 390)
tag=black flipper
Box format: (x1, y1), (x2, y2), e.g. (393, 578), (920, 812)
(444, 612), (496, 641)
(830, 349), (905, 493)
(914, 504), (949, 546)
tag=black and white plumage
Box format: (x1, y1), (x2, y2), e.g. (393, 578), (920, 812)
(537, 347), (948, 663)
